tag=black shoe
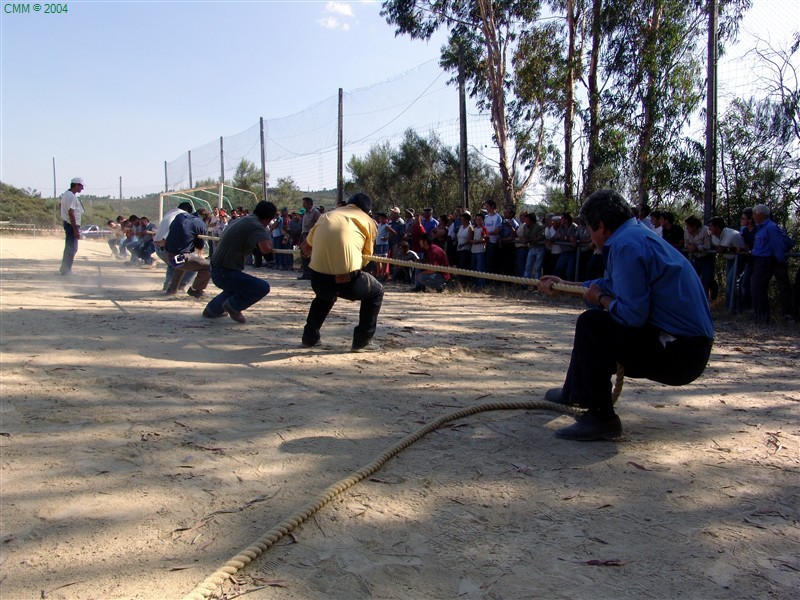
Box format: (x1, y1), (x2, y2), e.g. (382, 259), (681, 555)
(222, 300), (246, 323)
(301, 339), (321, 348)
(351, 340), (381, 353)
(545, 387), (564, 404)
(202, 307), (225, 319)
(187, 287), (205, 298)
(554, 412), (622, 441)
(409, 286), (424, 292)
(297, 275), (311, 280)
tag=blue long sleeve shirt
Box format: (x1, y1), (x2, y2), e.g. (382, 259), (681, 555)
(752, 218), (787, 263)
(585, 218), (714, 339)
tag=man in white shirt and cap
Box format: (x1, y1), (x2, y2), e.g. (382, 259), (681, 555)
(59, 177), (85, 275)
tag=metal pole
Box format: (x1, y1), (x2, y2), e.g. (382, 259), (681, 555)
(704, 0), (718, 221)
(52, 157), (57, 228)
(337, 88), (344, 205)
(260, 117), (268, 200)
(164, 160), (169, 192)
(219, 136), (225, 185)
(458, 48), (469, 210)
(119, 176), (122, 203)
(188, 150), (193, 188)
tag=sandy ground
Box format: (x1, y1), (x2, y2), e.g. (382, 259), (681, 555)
(0, 235), (798, 600)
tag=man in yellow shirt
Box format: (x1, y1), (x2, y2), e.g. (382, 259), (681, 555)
(300, 193), (384, 352)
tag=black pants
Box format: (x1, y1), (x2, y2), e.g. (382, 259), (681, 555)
(751, 256), (793, 322)
(60, 221), (78, 274)
(302, 270), (384, 347)
(561, 310), (712, 418)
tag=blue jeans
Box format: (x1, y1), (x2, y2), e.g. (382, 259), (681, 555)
(416, 272), (447, 291)
(555, 252), (577, 280)
(60, 221), (78, 274)
(470, 252), (486, 287)
(125, 240), (142, 263)
(272, 235), (289, 269)
(724, 257), (743, 312)
(137, 239), (155, 264)
(205, 266), (271, 316)
(524, 247), (545, 280)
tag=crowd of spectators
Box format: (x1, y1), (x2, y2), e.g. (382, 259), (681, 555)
(101, 197), (798, 323)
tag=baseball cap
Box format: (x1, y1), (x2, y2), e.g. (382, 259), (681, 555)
(71, 177), (85, 186)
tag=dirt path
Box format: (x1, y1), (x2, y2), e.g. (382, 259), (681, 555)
(1, 236), (798, 599)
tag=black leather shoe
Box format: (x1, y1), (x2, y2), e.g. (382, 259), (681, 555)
(301, 339), (321, 348)
(554, 412), (622, 441)
(545, 388), (564, 403)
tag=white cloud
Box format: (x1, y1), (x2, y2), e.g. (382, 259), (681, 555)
(318, 16), (341, 30)
(318, 2), (356, 31)
(325, 2), (354, 18)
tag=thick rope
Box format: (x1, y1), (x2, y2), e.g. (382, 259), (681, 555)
(197, 235), (586, 296)
(181, 400), (581, 600)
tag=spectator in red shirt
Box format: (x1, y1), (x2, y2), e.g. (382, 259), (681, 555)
(412, 234), (450, 292)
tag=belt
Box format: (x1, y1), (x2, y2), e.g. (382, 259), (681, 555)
(334, 270), (361, 283)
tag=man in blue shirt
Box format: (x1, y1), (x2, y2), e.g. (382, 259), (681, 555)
(421, 208), (439, 234)
(165, 208), (211, 297)
(750, 204), (792, 323)
(540, 189), (714, 441)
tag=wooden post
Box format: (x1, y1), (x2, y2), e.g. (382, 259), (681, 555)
(260, 117), (268, 200)
(52, 157), (57, 228)
(337, 88), (344, 205)
(458, 47), (469, 210)
(704, 0), (718, 221)
(219, 136), (225, 184)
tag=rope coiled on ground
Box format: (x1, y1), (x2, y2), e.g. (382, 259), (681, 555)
(185, 238), (618, 599)
(181, 399), (583, 600)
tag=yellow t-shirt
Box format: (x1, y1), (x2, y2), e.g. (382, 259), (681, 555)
(307, 204), (376, 275)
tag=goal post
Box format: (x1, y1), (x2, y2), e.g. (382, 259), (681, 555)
(158, 184), (258, 222)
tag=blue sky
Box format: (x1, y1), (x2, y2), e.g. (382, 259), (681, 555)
(1, 1), (449, 196)
(1, 1), (797, 199)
